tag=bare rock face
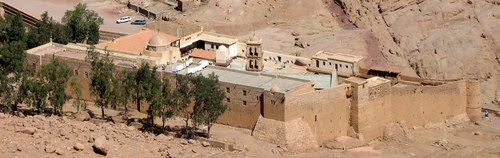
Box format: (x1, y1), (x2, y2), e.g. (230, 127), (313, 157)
(334, 0), (500, 104)
(93, 136), (109, 156)
(74, 111), (91, 122)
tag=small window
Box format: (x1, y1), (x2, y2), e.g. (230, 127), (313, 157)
(323, 61), (326, 65)
(74, 70), (79, 76)
(243, 101), (247, 105)
(226, 98), (230, 102)
(329, 62), (332, 65)
(271, 100), (276, 105)
(226, 87), (230, 93)
(243, 90), (247, 96)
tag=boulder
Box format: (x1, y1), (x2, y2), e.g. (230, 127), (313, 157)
(201, 141), (210, 147)
(129, 122), (143, 129)
(33, 115), (45, 121)
(45, 145), (56, 153)
(15, 127), (37, 135)
(55, 148), (65, 155)
(74, 111), (91, 122)
(111, 116), (125, 124)
(74, 143), (84, 151)
(15, 111), (25, 118)
(187, 139), (196, 144)
(93, 136), (109, 156)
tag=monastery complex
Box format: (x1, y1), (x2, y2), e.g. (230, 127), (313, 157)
(25, 28), (482, 152)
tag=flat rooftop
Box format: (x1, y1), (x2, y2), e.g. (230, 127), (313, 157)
(27, 43), (138, 67)
(312, 51), (363, 63)
(180, 66), (311, 93)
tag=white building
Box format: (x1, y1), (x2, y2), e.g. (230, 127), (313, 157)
(309, 51), (363, 77)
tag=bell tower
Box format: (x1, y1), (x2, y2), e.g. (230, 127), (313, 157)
(246, 35), (264, 71)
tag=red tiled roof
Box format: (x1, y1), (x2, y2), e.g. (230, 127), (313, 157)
(97, 29), (179, 55)
(190, 49), (216, 61)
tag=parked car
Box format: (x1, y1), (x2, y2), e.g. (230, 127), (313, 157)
(116, 16), (131, 23)
(131, 19), (147, 25)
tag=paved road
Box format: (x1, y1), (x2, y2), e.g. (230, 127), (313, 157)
(3, 0), (143, 34)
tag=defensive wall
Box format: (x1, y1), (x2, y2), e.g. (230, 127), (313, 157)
(347, 77), (481, 141)
(25, 42), (482, 152)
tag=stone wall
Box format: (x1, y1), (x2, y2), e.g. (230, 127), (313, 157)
(354, 79), (393, 141)
(391, 80), (468, 127)
(216, 82), (265, 129)
(351, 79), (475, 141)
(284, 84), (351, 145)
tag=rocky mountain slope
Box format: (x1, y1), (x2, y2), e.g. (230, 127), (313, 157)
(333, 0), (500, 105)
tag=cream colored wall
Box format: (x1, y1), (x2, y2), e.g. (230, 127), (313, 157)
(391, 81), (468, 127)
(354, 81), (393, 141)
(285, 84), (351, 145)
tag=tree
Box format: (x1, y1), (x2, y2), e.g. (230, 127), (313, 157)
(173, 74), (194, 132)
(22, 77), (49, 111)
(133, 64), (158, 112)
(145, 68), (161, 125)
(0, 14), (26, 43)
(159, 77), (174, 128)
(62, 3), (103, 44)
(68, 77), (86, 112)
(52, 23), (70, 45)
(0, 41), (27, 111)
(87, 47), (114, 118)
(109, 70), (133, 116)
(87, 21), (100, 45)
(40, 60), (72, 115)
(27, 12), (54, 48)
(191, 73), (227, 138)
(119, 70), (136, 118)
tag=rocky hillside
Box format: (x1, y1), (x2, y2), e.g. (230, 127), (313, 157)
(333, 0), (500, 105)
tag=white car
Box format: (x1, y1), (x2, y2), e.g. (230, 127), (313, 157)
(116, 16), (131, 23)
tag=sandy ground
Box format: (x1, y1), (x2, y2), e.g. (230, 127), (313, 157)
(1, 100), (499, 158)
(3, 0), (143, 34)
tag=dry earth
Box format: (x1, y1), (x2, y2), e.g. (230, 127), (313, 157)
(0, 102), (499, 158)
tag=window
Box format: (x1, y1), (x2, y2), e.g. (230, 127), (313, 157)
(329, 62), (332, 66)
(243, 90), (247, 96)
(323, 61), (326, 66)
(226, 87), (230, 93)
(271, 100), (276, 105)
(226, 98), (231, 102)
(243, 101), (247, 105)
(74, 70), (79, 76)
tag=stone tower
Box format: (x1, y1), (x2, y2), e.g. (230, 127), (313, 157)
(246, 35), (264, 71)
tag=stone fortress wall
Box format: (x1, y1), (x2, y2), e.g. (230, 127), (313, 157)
(348, 78), (481, 141)
(25, 42), (482, 152)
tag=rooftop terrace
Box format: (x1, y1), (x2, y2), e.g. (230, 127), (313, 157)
(180, 66), (312, 93)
